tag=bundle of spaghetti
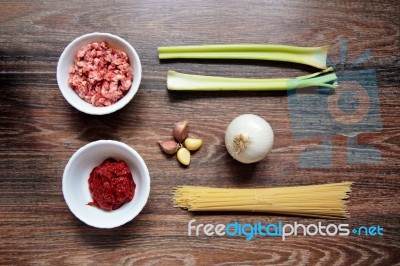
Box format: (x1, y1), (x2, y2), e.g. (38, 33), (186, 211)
(173, 182), (353, 219)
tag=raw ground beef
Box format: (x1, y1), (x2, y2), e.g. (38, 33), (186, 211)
(68, 42), (133, 107)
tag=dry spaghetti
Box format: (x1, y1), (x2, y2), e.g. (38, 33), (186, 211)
(173, 182), (353, 219)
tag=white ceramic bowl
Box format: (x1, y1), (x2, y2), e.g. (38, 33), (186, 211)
(57, 33), (142, 115)
(62, 140), (150, 228)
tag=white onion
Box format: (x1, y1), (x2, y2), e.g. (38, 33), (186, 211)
(225, 114), (274, 164)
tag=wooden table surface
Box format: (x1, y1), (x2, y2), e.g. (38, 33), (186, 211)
(1, 1), (399, 265)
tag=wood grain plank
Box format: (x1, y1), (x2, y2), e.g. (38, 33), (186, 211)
(0, 0), (399, 265)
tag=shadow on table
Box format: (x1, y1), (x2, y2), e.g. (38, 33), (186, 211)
(74, 218), (144, 249)
(66, 92), (145, 143)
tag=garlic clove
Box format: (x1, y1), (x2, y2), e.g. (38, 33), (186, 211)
(173, 120), (189, 143)
(158, 140), (180, 155)
(177, 147), (191, 166)
(184, 138), (202, 151)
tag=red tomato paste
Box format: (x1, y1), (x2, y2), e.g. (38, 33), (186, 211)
(88, 158), (135, 211)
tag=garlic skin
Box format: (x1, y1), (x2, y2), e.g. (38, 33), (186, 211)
(158, 140), (180, 154)
(173, 121), (189, 143)
(225, 114), (274, 164)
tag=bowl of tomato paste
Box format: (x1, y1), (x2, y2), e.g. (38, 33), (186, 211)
(57, 32), (142, 115)
(62, 140), (150, 228)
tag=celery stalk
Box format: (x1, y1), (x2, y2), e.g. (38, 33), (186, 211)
(158, 44), (329, 69)
(167, 67), (338, 91)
